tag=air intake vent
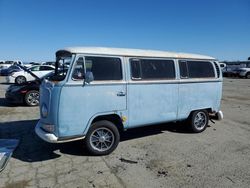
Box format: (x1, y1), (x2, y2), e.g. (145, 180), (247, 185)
(214, 62), (220, 78)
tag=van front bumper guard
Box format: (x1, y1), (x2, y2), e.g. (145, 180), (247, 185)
(35, 121), (85, 143)
(216, 110), (223, 121)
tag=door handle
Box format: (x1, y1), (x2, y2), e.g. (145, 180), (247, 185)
(117, 91), (126, 96)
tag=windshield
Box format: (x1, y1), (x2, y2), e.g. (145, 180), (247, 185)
(8, 65), (20, 70)
(49, 53), (74, 82)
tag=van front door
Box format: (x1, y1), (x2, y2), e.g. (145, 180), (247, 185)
(58, 55), (127, 137)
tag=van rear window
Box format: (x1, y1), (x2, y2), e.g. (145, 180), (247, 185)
(179, 61), (215, 78)
(130, 59), (175, 80)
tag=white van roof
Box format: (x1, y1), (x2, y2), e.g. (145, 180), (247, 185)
(58, 47), (216, 60)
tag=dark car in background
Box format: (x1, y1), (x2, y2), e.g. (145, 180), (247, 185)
(5, 69), (66, 106)
(0, 65), (22, 76)
(5, 80), (40, 106)
(5, 68), (54, 106)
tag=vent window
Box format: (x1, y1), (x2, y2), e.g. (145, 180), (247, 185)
(213, 62), (220, 78)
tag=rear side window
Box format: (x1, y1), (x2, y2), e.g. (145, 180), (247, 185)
(85, 57), (122, 81)
(39, 66), (54, 71)
(179, 61), (215, 78)
(30, 66), (40, 71)
(130, 59), (175, 80)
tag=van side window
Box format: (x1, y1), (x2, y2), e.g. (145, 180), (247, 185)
(130, 59), (175, 80)
(85, 57), (122, 81)
(188, 61), (215, 78)
(72, 57), (84, 80)
(179, 61), (215, 78)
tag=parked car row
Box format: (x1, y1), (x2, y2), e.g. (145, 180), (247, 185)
(0, 61), (56, 71)
(1, 64), (53, 106)
(4, 65), (67, 106)
(0, 65), (23, 76)
(0, 60), (22, 69)
(6, 65), (55, 84)
(220, 61), (250, 78)
(1, 61), (69, 107)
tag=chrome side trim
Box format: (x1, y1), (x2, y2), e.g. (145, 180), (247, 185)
(64, 81), (127, 86)
(64, 79), (222, 86)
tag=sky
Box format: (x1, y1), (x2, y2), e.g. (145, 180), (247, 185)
(0, 0), (249, 62)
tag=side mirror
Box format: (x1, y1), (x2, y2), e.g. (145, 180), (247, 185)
(85, 71), (94, 84)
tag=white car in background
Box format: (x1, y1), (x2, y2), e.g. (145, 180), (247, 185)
(6, 65), (55, 84)
(238, 67), (250, 78)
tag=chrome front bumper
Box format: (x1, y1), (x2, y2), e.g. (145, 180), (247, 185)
(35, 121), (60, 143)
(35, 121), (85, 143)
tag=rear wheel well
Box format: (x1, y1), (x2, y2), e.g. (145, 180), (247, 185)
(188, 108), (212, 118)
(91, 114), (124, 132)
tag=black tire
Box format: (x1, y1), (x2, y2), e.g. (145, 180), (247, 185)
(85, 120), (120, 155)
(246, 72), (250, 79)
(24, 90), (39, 106)
(15, 76), (26, 84)
(189, 110), (209, 133)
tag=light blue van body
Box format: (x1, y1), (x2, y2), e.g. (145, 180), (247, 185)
(35, 47), (223, 143)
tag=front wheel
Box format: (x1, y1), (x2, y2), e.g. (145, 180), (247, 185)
(24, 90), (39, 106)
(189, 110), (209, 133)
(85, 120), (120, 155)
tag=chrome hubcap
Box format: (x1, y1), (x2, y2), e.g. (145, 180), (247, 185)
(90, 128), (114, 152)
(27, 92), (39, 105)
(194, 112), (207, 130)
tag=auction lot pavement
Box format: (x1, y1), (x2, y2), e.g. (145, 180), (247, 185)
(0, 77), (249, 188)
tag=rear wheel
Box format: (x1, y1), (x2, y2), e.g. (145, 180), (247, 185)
(246, 72), (250, 79)
(15, 76), (26, 84)
(85, 120), (120, 155)
(189, 110), (209, 133)
(24, 90), (39, 106)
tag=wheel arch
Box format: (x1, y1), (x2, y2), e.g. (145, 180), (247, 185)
(90, 113), (124, 132)
(188, 108), (212, 118)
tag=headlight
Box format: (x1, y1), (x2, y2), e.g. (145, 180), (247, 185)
(41, 104), (48, 118)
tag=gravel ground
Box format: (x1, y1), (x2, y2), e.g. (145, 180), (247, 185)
(0, 77), (249, 188)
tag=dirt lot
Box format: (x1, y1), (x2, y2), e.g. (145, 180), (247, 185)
(0, 77), (249, 188)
